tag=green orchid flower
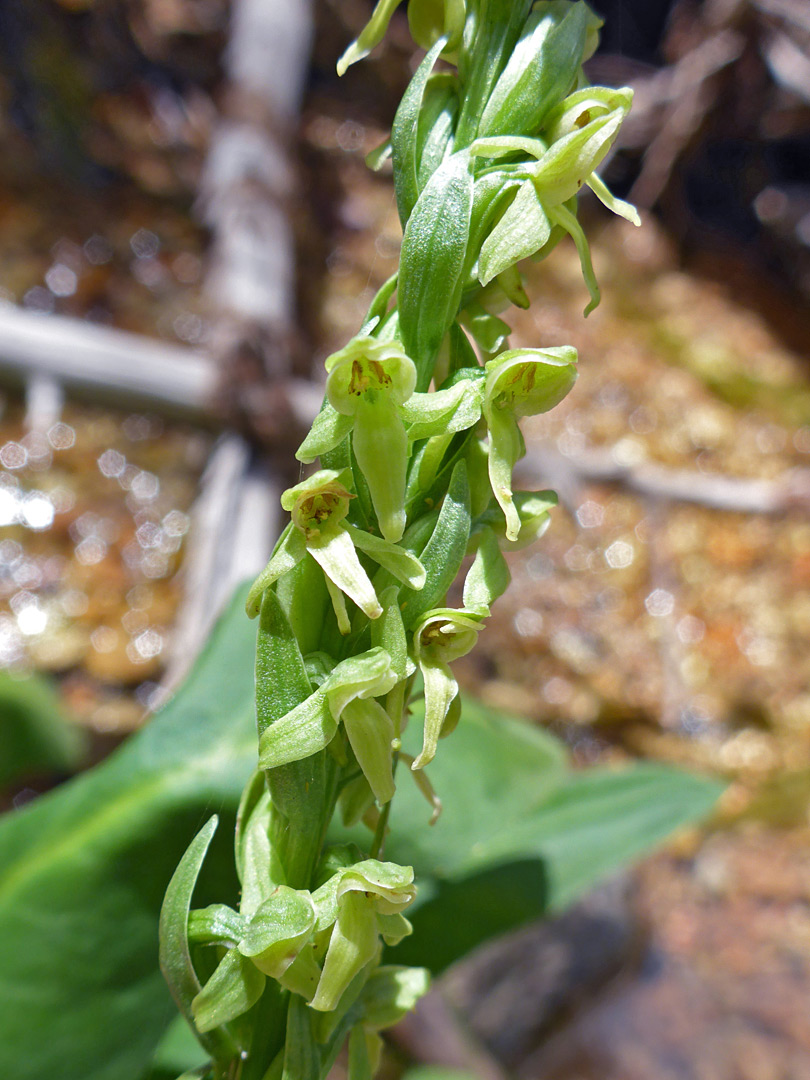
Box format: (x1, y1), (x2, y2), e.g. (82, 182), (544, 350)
(297, 338), (418, 542)
(410, 607), (483, 769)
(471, 86), (639, 313)
(245, 469), (425, 632)
(259, 648), (400, 805)
(309, 860), (417, 1012)
(483, 348), (577, 541)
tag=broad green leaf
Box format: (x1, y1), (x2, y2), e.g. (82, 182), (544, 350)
(416, 75), (459, 191)
(399, 152), (474, 389)
(0, 670), (86, 788)
(0, 587), (258, 1080)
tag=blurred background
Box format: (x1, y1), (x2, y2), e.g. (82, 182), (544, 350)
(1, 0), (810, 1077)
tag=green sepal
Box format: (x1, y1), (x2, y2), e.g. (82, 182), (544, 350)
(399, 458), (471, 628)
(474, 489), (558, 549)
(187, 905), (246, 948)
(376, 912), (414, 945)
(191, 949), (266, 1034)
(400, 378), (484, 441)
(408, 0), (465, 53)
(392, 35), (448, 224)
(312, 860), (416, 932)
(548, 201), (600, 314)
(360, 965), (431, 1031)
(462, 526), (510, 615)
(238, 887), (316, 978)
(159, 816), (239, 1063)
(460, 301), (511, 359)
(342, 698), (396, 805)
(399, 151), (474, 389)
(478, 2), (589, 139)
(336, 0), (403, 75)
(587, 172), (641, 226)
(296, 404), (354, 465)
(346, 524), (426, 590)
(246, 526), (307, 617)
(278, 944), (323, 1002)
(478, 180), (551, 286)
(258, 687), (336, 771)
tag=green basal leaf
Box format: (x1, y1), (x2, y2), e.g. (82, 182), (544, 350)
(159, 817), (237, 1062)
(462, 527), (510, 615)
(360, 966), (431, 1031)
(399, 151), (474, 389)
(478, 2), (588, 139)
(238, 887), (316, 978)
(478, 180), (551, 286)
(392, 36), (449, 224)
(337, 0), (404, 75)
(0, 670), (86, 788)
(191, 949), (265, 1034)
(399, 459), (471, 628)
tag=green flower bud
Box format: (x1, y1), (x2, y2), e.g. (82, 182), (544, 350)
(484, 348), (576, 540)
(326, 337), (418, 541)
(411, 608), (483, 768)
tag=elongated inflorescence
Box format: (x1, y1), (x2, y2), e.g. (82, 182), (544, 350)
(160, 4), (638, 1078)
